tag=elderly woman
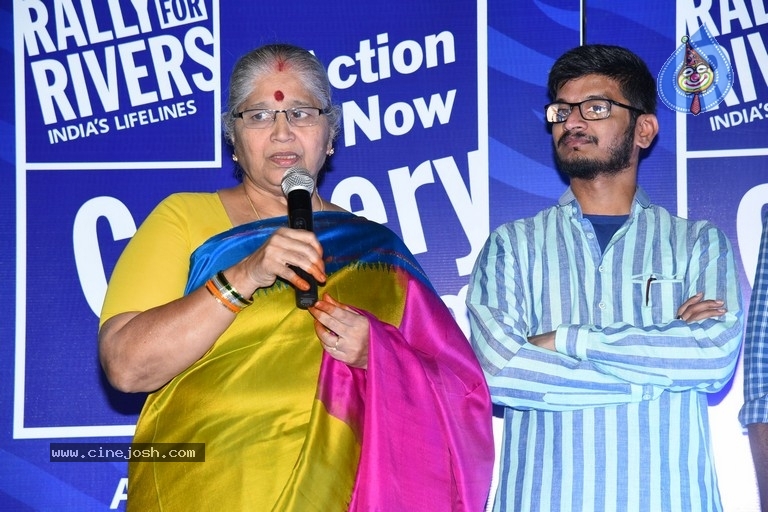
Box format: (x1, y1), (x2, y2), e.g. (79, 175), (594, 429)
(99, 43), (493, 511)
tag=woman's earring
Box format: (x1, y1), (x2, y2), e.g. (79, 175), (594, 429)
(232, 154), (238, 162)
(327, 148), (335, 156)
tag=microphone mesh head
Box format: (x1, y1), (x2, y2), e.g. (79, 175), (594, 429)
(281, 168), (315, 196)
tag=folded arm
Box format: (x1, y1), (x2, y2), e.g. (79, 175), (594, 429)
(467, 223), (743, 411)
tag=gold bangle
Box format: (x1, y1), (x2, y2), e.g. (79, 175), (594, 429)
(211, 271), (253, 308)
(205, 279), (242, 314)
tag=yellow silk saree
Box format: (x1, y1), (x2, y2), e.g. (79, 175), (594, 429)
(128, 212), (493, 511)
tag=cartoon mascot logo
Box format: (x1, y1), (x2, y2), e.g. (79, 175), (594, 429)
(658, 24), (733, 115)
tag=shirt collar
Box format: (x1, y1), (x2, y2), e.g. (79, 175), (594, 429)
(558, 185), (651, 217)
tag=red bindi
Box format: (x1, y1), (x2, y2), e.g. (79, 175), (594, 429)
(274, 90), (284, 101)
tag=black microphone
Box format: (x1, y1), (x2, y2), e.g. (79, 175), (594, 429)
(281, 168), (318, 309)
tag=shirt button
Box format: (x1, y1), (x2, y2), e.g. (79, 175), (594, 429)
(587, 233), (595, 239)
(598, 302), (606, 309)
(643, 393), (652, 400)
(598, 265), (605, 272)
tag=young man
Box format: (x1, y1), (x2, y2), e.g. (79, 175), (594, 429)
(740, 208), (768, 511)
(467, 45), (743, 512)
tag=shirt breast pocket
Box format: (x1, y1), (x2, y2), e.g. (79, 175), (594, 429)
(632, 273), (684, 324)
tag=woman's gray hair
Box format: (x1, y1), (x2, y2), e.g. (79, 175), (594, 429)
(222, 43), (341, 147)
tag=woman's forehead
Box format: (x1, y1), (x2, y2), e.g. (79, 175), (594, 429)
(243, 73), (316, 106)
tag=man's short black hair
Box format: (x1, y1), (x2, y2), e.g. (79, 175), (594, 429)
(547, 44), (657, 115)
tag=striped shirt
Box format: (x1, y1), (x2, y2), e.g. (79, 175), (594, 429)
(467, 187), (743, 512)
(740, 208), (768, 425)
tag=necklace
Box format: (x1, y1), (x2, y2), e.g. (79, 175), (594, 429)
(243, 182), (261, 220)
(242, 182), (325, 221)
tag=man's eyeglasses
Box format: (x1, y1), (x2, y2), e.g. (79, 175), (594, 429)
(234, 107), (326, 129)
(544, 99), (645, 123)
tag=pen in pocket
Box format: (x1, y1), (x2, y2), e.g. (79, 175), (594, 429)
(645, 275), (657, 306)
